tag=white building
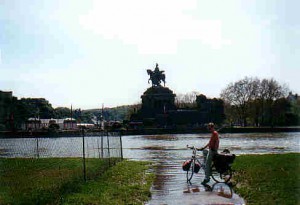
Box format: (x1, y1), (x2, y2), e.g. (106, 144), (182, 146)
(23, 118), (78, 131)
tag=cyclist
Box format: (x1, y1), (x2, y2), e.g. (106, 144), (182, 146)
(200, 122), (219, 185)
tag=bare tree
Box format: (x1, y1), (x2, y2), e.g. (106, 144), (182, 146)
(220, 77), (259, 126)
(175, 91), (199, 109)
(260, 78), (287, 101)
(221, 77), (290, 127)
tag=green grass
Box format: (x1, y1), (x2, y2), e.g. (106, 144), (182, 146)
(0, 157), (114, 204)
(0, 158), (153, 205)
(62, 160), (154, 205)
(232, 153), (300, 205)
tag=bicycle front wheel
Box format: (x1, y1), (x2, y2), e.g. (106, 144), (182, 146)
(186, 159), (195, 182)
(211, 165), (232, 183)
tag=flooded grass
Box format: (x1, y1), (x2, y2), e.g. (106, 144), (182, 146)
(62, 160), (154, 205)
(0, 158), (153, 205)
(232, 153), (300, 205)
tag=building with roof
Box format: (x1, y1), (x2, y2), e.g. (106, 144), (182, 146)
(22, 118), (78, 131)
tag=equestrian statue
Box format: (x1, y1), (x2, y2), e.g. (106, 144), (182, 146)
(147, 63), (166, 87)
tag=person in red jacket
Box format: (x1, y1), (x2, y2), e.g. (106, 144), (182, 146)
(200, 122), (219, 185)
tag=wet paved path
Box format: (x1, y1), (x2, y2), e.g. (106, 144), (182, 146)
(122, 134), (247, 205)
(146, 159), (245, 205)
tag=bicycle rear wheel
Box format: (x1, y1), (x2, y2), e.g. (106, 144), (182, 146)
(186, 159), (195, 182)
(211, 165), (232, 183)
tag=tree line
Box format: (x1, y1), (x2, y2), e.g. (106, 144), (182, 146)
(3, 97), (133, 130)
(2, 76), (298, 131)
(220, 77), (299, 127)
(173, 77), (299, 127)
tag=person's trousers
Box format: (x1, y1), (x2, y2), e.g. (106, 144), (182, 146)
(202, 149), (218, 181)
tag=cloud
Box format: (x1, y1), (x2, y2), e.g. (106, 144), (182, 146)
(78, 0), (231, 54)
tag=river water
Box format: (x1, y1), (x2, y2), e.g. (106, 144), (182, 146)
(1, 132), (299, 204)
(122, 132), (300, 160)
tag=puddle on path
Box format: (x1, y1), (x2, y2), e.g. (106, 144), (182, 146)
(146, 152), (245, 205)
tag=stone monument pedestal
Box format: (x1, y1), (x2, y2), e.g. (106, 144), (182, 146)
(140, 86), (176, 119)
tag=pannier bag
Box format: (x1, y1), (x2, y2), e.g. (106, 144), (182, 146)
(194, 162), (201, 173)
(182, 160), (192, 171)
(213, 154), (236, 173)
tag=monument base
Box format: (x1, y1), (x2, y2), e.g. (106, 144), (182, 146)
(140, 86), (176, 118)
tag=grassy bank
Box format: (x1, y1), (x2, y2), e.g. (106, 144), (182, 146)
(62, 160), (154, 205)
(232, 153), (300, 205)
(0, 158), (113, 204)
(0, 158), (153, 205)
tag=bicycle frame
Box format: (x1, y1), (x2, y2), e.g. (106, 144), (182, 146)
(185, 145), (233, 184)
(186, 145), (204, 183)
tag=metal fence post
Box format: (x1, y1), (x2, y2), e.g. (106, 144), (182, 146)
(107, 132), (111, 166)
(36, 137), (39, 158)
(82, 128), (86, 182)
(97, 138), (100, 158)
(119, 132), (123, 160)
(101, 132), (104, 158)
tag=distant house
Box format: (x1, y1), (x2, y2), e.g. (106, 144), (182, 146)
(23, 118), (78, 131)
(62, 118), (78, 130)
(77, 123), (95, 129)
(24, 118), (42, 130)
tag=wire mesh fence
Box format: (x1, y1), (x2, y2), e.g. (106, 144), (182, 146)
(0, 131), (123, 159)
(0, 131), (123, 204)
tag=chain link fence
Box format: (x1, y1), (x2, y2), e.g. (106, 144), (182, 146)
(0, 131), (123, 204)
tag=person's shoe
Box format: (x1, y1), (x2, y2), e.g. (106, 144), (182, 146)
(201, 179), (210, 185)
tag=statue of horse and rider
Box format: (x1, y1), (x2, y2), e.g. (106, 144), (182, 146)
(147, 63), (166, 87)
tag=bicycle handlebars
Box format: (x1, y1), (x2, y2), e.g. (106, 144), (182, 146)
(186, 145), (204, 151)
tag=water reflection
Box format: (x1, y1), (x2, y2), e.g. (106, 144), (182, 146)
(184, 182), (233, 199)
(211, 182), (233, 199)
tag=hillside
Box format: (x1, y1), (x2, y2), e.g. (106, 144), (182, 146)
(82, 104), (140, 123)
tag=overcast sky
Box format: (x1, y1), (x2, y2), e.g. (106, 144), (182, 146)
(0, 0), (299, 109)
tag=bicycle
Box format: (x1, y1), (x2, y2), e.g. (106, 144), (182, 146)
(184, 145), (234, 184)
(183, 145), (204, 183)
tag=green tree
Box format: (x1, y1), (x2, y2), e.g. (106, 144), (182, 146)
(11, 98), (55, 129)
(17, 98), (55, 119)
(54, 107), (71, 119)
(259, 78), (289, 126)
(272, 98), (291, 126)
